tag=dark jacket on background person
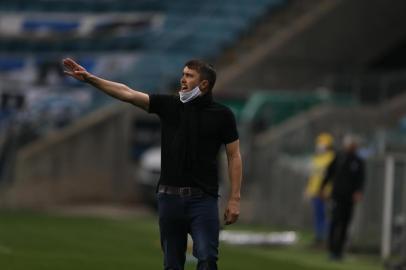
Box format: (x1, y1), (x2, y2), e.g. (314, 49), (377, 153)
(321, 151), (365, 202)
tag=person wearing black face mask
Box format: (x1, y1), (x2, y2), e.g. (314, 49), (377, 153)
(63, 58), (243, 270)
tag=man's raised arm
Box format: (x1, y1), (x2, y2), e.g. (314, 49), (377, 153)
(63, 58), (149, 111)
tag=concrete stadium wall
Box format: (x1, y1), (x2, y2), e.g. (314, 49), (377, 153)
(217, 0), (406, 93)
(0, 103), (140, 208)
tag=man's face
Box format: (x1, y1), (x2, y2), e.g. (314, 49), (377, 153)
(180, 66), (201, 92)
(343, 135), (358, 152)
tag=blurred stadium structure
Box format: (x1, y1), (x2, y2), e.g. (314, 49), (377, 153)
(1, 0), (406, 264)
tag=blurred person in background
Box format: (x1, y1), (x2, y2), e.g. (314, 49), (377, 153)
(304, 132), (335, 247)
(63, 58), (242, 270)
(0, 92), (36, 184)
(319, 134), (365, 261)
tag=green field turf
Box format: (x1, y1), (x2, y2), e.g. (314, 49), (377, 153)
(0, 210), (382, 270)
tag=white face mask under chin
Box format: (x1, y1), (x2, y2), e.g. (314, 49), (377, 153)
(179, 86), (202, 103)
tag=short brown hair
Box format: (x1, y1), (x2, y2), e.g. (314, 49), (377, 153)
(185, 59), (217, 91)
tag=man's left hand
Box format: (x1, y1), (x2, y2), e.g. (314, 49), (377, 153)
(224, 198), (240, 225)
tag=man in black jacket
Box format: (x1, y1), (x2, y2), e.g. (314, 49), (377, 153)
(320, 134), (365, 260)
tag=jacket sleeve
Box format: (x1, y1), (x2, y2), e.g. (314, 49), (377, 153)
(353, 158), (365, 193)
(320, 155), (337, 193)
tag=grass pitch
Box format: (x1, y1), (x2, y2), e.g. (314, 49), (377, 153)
(0, 209), (382, 270)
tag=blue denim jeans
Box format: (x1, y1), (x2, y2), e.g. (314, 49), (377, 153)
(157, 192), (219, 270)
(311, 197), (326, 242)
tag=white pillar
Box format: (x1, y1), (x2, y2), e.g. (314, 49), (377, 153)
(382, 155), (394, 259)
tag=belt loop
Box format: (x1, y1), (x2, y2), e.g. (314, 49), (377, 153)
(179, 187), (192, 196)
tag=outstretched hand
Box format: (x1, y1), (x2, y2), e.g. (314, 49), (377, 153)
(62, 58), (90, 82)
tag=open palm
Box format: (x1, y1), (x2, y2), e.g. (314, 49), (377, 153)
(63, 58), (90, 82)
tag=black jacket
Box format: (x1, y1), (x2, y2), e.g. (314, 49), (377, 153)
(321, 151), (365, 202)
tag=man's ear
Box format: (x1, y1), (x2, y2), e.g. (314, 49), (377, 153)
(199, 80), (209, 92)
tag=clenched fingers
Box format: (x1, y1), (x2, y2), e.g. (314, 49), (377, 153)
(224, 207), (239, 225)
